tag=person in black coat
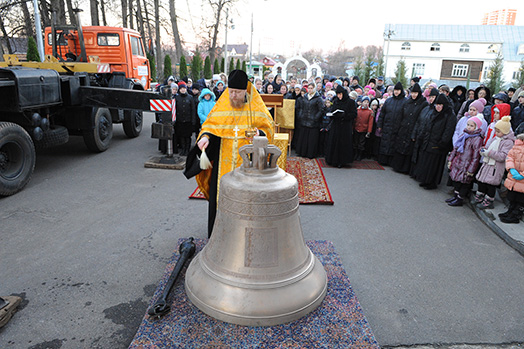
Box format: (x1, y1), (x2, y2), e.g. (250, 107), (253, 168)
(174, 82), (197, 156)
(511, 92), (524, 130)
(295, 83), (324, 159)
(449, 85), (467, 116)
(411, 87), (439, 176)
(325, 85), (357, 167)
(414, 93), (456, 189)
(391, 83), (428, 173)
(377, 82), (406, 165)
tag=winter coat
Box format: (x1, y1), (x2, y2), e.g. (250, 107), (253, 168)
(448, 129), (483, 184)
(197, 88), (216, 125)
(377, 91), (406, 156)
(325, 89), (356, 166)
(511, 103), (524, 131)
(416, 103), (456, 161)
(476, 132), (515, 186)
(394, 94), (428, 155)
(174, 92), (197, 125)
(453, 114), (488, 147)
(484, 103), (512, 146)
(505, 135), (524, 193)
(354, 107), (373, 133)
(297, 92), (324, 128)
(449, 85), (467, 116)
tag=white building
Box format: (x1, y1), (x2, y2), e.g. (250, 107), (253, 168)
(383, 24), (524, 89)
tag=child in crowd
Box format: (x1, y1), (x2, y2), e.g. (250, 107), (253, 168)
(453, 98), (488, 146)
(197, 88), (216, 125)
(499, 124), (524, 223)
(484, 103), (511, 146)
(446, 116), (484, 206)
(474, 116), (515, 209)
(354, 96), (373, 161)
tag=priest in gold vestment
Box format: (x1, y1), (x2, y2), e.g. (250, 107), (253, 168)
(184, 70), (274, 237)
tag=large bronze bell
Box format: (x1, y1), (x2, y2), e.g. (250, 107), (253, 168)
(185, 136), (327, 326)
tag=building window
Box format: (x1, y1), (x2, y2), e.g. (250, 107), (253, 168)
(401, 42), (411, 51)
(97, 33), (120, 46)
(482, 66), (490, 80)
(430, 43), (440, 51)
(518, 44), (524, 55)
(452, 64), (469, 78)
(487, 44), (499, 53)
(412, 63), (425, 75)
(513, 71), (521, 80)
(460, 44), (470, 53)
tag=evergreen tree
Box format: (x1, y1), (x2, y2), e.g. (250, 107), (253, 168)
(392, 59), (408, 88)
(483, 52), (505, 93)
(363, 53), (375, 86)
(146, 52), (156, 82)
(190, 51), (203, 82)
(352, 56), (364, 83)
(241, 60), (247, 73)
(512, 59), (524, 89)
(375, 55), (385, 80)
(229, 57), (235, 73)
(26, 37), (40, 62)
(220, 57), (225, 73)
(213, 58), (220, 74)
(179, 55), (188, 79)
(163, 54), (172, 80)
(204, 56), (213, 79)
(235, 59), (241, 70)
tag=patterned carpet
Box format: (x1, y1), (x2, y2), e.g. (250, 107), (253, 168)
(189, 157), (334, 205)
(317, 158), (385, 170)
(129, 239), (379, 349)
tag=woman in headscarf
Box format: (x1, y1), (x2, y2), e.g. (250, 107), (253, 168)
(325, 85), (357, 167)
(377, 82), (406, 166)
(391, 83), (428, 173)
(414, 94), (456, 189)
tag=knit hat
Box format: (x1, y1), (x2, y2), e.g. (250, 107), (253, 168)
(294, 84), (302, 89)
(371, 99), (379, 106)
(368, 90), (376, 97)
(519, 91), (524, 98)
(325, 82), (333, 88)
(493, 92), (509, 103)
(335, 79), (343, 86)
(435, 93), (448, 105)
(469, 116), (483, 130)
(429, 88), (439, 97)
(349, 91), (358, 99)
(394, 82), (403, 91)
(178, 81), (187, 88)
(495, 115), (512, 135)
(212, 74), (220, 81)
(469, 98), (486, 113)
(411, 76), (420, 83)
(362, 96), (370, 102)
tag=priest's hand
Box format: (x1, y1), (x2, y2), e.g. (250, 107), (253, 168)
(197, 136), (209, 150)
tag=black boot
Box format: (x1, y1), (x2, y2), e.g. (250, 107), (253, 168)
(500, 204), (524, 224)
(499, 202), (517, 219)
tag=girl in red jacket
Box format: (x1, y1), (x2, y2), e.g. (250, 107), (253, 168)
(354, 96), (374, 161)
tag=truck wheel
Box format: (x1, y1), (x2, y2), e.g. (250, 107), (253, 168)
(83, 108), (113, 152)
(34, 126), (69, 150)
(122, 110), (143, 138)
(0, 122), (36, 196)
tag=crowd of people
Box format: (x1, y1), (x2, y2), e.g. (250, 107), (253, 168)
(156, 71), (524, 225)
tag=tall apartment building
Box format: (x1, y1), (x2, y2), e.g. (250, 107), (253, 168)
(482, 9), (517, 26)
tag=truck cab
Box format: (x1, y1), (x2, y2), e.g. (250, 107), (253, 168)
(44, 26), (150, 89)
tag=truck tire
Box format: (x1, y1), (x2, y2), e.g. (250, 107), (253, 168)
(0, 122), (36, 196)
(34, 126), (69, 150)
(122, 109), (143, 138)
(83, 108), (113, 152)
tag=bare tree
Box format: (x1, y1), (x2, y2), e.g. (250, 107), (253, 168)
(65, 0), (77, 26)
(205, 0), (236, 64)
(20, 0), (34, 38)
(121, 0), (127, 27)
(128, 0), (134, 29)
(90, 0), (99, 25)
(169, 0), (183, 62)
(154, 0), (162, 78)
(0, 15), (13, 54)
(50, 0), (66, 25)
(100, 0), (108, 26)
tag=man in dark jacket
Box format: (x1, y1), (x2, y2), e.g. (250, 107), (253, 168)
(174, 81), (197, 156)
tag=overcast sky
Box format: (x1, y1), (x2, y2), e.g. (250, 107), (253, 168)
(174, 0), (524, 56)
